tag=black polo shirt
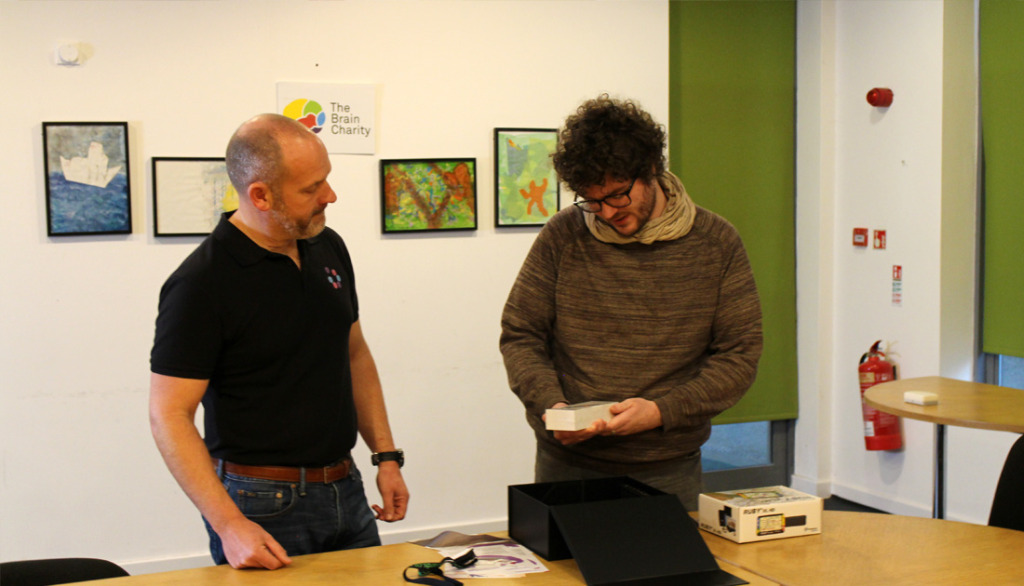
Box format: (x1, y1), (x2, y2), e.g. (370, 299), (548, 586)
(151, 213), (359, 467)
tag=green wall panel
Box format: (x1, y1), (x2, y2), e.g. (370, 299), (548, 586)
(980, 0), (1024, 359)
(669, 0), (797, 422)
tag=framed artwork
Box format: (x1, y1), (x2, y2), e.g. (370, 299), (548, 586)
(494, 128), (559, 227)
(380, 158), (477, 233)
(42, 122), (132, 236)
(152, 157), (237, 236)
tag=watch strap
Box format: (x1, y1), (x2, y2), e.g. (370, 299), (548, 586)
(372, 449), (404, 467)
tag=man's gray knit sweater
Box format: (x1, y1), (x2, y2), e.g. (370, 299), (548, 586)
(500, 204), (762, 469)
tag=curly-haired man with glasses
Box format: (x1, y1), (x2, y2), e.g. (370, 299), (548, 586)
(500, 95), (762, 510)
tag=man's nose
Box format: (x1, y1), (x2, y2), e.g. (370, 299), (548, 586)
(323, 184), (338, 205)
(597, 202), (619, 221)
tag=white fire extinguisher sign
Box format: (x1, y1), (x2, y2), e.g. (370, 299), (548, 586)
(892, 265), (902, 306)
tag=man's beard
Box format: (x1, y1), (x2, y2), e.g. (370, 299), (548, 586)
(270, 200), (327, 240)
(598, 182), (656, 236)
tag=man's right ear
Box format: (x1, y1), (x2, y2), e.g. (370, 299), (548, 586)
(247, 182), (273, 212)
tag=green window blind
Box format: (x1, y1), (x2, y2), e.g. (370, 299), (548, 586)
(980, 0), (1024, 359)
(669, 0), (797, 422)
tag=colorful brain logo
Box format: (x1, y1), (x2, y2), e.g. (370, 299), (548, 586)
(283, 99), (326, 133)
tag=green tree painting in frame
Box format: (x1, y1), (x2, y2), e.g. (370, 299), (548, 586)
(494, 128), (559, 227)
(42, 122), (132, 236)
(380, 158), (477, 233)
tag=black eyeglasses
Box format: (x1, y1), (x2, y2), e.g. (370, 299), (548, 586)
(573, 178), (636, 213)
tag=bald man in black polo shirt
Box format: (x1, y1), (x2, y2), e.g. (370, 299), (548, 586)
(149, 114), (408, 570)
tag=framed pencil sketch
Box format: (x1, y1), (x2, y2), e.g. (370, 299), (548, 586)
(494, 128), (559, 227)
(42, 122), (132, 236)
(380, 158), (477, 233)
(152, 157), (237, 236)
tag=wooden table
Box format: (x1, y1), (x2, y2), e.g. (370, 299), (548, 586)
(77, 512), (1024, 585)
(702, 511), (1024, 585)
(864, 376), (1024, 518)
(79, 534), (775, 585)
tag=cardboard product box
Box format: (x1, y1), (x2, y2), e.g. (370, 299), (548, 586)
(698, 485), (823, 543)
(509, 477), (747, 586)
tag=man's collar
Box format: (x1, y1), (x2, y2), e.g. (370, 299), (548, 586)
(213, 212), (321, 266)
(213, 212), (273, 267)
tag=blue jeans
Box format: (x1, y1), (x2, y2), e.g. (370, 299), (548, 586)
(204, 462), (381, 564)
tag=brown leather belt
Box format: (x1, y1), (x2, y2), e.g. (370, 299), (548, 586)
(215, 458), (352, 484)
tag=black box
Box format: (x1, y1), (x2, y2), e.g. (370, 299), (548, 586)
(509, 476), (661, 561)
(508, 477), (746, 586)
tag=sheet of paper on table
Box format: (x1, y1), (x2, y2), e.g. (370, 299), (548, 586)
(410, 531), (548, 578)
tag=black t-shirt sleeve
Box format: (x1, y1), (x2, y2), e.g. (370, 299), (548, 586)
(150, 270), (222, 380)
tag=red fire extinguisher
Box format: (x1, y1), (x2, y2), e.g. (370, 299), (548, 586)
(858, 340), (903, 451)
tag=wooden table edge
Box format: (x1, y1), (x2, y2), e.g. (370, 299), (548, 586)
(864, 376), (1024, 433)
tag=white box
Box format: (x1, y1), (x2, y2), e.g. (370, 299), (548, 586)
(698, 485), (822, 543)
(904, 390), (939, 405)
(544, 401), (615, 431)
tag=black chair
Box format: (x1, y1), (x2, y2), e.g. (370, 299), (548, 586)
(0, 558), (129, 585)
(988, 434), (1024, 532)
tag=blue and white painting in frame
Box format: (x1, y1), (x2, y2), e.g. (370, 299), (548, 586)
(43, 122), (132, 236)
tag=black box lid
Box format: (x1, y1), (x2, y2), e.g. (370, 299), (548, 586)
(550, 494), (747, 586)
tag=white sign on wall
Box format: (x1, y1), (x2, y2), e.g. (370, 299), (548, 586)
(276, 82), (377, 155)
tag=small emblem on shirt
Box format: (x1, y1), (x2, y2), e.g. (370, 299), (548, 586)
(324, 266), (343, 290)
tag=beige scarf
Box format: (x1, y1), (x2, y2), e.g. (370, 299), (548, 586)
(585, 171), (696, 245)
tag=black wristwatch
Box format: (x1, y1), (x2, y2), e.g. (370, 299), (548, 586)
(371, 449), (404, 468)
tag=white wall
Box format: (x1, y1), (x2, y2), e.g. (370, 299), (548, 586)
(793, 0), (839, 500)
(832, 0), (946, 515)
(794, 0), (1018, 522)
(0, 0), (668, 573)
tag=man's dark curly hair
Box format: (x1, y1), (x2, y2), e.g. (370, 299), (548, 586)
(552, 94), (666, 197)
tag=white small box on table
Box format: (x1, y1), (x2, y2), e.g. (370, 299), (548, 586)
(904, 390), (939, 405)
